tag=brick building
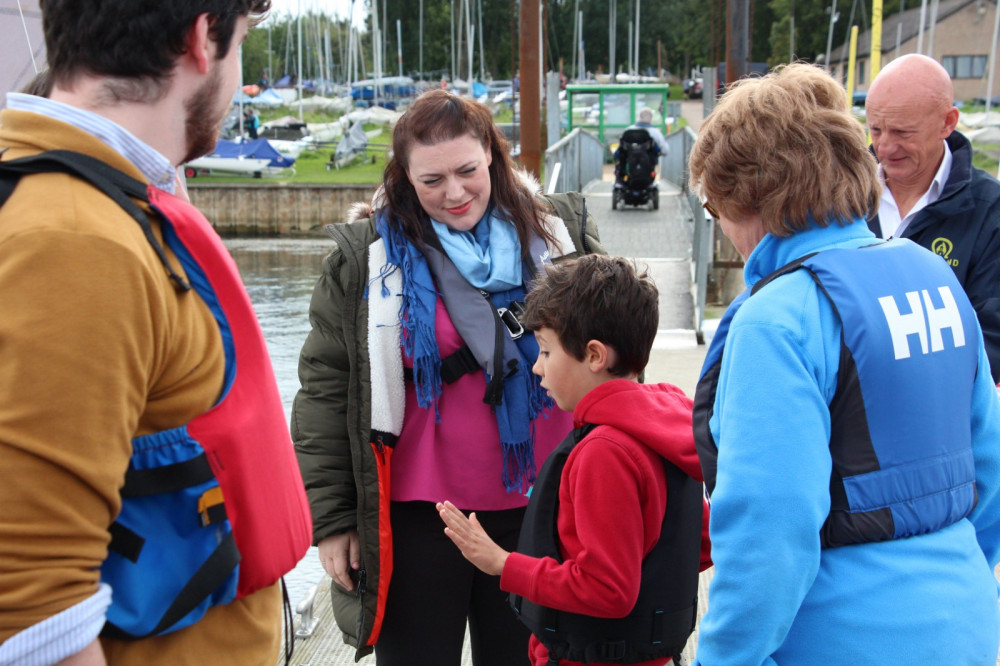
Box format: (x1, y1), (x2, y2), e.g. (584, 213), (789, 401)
(829, 0), (1000, 103)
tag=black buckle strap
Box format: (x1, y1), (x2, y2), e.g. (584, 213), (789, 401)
(122, 453), (216, 497)
(440, 344), (480, 383)
(404, 344), (481, 385)
(102, 531), (241, 639)
(108, 522), (146, 563)
(587, 639), (627, 662)
(0, 150), (191, 291)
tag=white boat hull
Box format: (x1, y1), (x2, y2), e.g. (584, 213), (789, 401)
(185, 156), (288, 177)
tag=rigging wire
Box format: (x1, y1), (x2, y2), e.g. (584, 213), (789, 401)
(17, 0), (39, 74)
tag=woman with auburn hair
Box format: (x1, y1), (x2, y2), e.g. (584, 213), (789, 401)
(292, 89), (603, 664)
(690, 64), (1000, 664)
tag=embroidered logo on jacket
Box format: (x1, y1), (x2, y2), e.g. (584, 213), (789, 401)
(931, 237), (960, 267)
(878, 286), (966, 359)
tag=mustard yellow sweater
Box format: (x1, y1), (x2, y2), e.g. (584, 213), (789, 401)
(0, 110), (281, 665)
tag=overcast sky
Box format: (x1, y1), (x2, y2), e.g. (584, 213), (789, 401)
(264, 0), (368, 28)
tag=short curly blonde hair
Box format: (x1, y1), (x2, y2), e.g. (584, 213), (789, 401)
(689, 63), (879, 237)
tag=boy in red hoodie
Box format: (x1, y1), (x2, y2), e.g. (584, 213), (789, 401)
(438, 254), (711, 666)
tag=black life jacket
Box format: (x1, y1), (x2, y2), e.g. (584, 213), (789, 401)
(510, 424), (703, 664)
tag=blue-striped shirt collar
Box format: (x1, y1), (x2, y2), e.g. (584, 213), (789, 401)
(5, 92), (177, 194)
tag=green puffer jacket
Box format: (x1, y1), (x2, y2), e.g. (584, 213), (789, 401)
(291, 190), (604, 660)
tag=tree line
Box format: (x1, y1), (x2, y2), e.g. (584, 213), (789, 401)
(241, 0), (912, 87)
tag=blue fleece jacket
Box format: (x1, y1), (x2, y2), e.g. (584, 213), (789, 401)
(694, 218), (1000, 665)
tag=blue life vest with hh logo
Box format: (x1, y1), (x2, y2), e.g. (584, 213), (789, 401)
(0, 151), (313, 639)
(693, 239), (979, 548)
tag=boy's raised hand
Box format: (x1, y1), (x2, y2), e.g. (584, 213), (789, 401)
(436, 500), (510, 576)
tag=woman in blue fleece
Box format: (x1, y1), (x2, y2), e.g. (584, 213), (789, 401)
(689, 63), (1000, 664)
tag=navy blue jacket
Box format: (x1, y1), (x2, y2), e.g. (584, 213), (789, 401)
(869, 131), (1000, 382)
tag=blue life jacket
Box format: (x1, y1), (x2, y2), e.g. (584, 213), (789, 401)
(510, 424), (703, 663)
(694, 239), (979, 547)
(0, 151), (312, 639)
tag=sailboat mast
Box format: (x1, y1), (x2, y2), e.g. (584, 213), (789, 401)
(466, 0), (473, 86)
(478, 0), (485, 82)
(372, 0), (381, 108)
(609, 1), (616, 79)
(15, 0), (39, 75)
(634, 0), (641, 78)
(297, 0), (303, 123)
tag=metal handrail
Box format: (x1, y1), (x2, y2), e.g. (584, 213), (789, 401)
(543, 128), (605, 194)
(546, 122), (714, 344)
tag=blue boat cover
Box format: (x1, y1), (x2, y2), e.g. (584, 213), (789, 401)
(211, 139), (296, 168)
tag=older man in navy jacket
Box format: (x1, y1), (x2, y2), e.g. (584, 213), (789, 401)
(866, 54), (1000, 384)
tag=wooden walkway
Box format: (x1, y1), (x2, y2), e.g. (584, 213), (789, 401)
(279, 570), (714, 666)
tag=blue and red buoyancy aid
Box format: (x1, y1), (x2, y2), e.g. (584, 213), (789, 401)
(0, 150), (313, 639)
(101, 185), (313, 638)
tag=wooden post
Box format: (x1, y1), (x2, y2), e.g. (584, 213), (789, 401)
(726, 0), (749, 87)
(519, 0), (541, 178)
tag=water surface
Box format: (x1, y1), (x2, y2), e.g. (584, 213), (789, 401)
(225, 237), (335, 606)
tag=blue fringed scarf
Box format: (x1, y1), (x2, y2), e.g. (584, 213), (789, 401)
(375, 209), (553, 493)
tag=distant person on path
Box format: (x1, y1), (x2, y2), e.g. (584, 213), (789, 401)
(0, 1), (312, 664)
(292, 89), (604, 665)
(866, 53), (1000, 384)
(244, 106), (260, 139)
(631, 107), (669, 156)
(690, 63), (1000, 664)
(438, 254), (711, 666)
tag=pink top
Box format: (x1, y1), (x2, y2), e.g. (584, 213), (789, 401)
(393, 297), (573, 510)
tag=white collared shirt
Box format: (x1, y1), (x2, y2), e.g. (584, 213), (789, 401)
(876, 140), (952, 239)
(5, 92), (177, 193)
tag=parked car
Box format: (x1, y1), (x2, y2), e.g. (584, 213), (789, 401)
(684, 77), (703, 99)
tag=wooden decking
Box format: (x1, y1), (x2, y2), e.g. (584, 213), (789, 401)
(279, 570), (714, 666)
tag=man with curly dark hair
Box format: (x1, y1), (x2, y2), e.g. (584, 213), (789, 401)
(0, 2), (314, 665)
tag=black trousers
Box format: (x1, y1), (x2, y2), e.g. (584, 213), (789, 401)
(374, 501), (532, 666)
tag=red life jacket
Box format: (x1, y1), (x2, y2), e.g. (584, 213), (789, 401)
(0, 150), (312, 638)
(148, 185), (313, 598)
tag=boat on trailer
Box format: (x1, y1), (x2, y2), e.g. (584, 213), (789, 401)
(184, 138), (297, 179)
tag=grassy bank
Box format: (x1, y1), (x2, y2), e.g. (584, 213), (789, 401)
(187, 144), (390, 185)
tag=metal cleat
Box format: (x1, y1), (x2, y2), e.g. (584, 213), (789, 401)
(294, 584), (320, 638)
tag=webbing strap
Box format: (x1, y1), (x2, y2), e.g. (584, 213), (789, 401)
(102, 530), (240, 639)
(403, 344), (481, 385)
(108, 522), (146, 563)
(121, 453), (216, 497)
(0, 150), (190, 291)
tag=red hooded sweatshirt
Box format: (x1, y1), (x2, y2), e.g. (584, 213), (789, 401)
(500, 379), (712, 666)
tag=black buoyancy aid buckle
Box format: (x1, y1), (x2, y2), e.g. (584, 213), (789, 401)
(404, 344), (481, 385)
(586, 639), (627, 662)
